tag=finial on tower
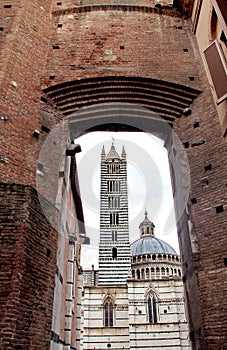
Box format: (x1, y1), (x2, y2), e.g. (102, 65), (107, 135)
(101, 145), (106, 155)
(121, 145), (126, 158)
(101, 145), (106, 159)
(145, 208), (148, 219)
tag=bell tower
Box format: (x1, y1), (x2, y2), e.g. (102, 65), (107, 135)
(98, 143), (131, 285)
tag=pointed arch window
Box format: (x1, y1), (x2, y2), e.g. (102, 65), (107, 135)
(104, 298), (114, 327)
(147, 294), (158, 324)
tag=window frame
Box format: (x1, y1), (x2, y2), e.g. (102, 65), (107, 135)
(147, 294), (158, 324)
(103, 297), (114, 327)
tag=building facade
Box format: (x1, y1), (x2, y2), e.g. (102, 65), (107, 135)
(81, 144), (191, 350)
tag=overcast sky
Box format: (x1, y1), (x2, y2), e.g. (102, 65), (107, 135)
(76, 131), (179, 269)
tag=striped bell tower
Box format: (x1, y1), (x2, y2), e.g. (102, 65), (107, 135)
(98, 143), (131, 285)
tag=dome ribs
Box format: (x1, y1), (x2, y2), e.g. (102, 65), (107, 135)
(131, 236), (177, 256)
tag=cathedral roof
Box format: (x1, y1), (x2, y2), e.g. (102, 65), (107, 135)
(130, 236), (177, 256)
(106, 143), (121, 160)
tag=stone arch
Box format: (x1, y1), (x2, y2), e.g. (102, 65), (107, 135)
(144, 286), (159, 301)
(141, 268), (145, 280)
(156, 267), (160, 278)
(146, 267), (150, 279)
(103, 293), (115, 305)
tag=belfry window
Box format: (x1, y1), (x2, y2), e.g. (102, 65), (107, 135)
(107, 181), (120, 193)
(148, 295), (158, 324)
(112, 231), (117, 242)
(108, 163), (120, 174)
(112, 247), (117, 259)
(108, 196), (120, 208)
(110, 213), (119, 225)
(104, 298), (114, 327)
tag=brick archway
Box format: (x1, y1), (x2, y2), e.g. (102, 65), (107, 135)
(41, 74), (227, 350)
(42, 76), (200, 126)
(1, 1), (227, 348)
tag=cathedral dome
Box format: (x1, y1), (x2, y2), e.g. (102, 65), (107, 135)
(130, 210), (177, 256)
(131, 236), (177, 256)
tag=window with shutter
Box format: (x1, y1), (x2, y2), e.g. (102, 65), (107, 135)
(213, 0), (227, 25)
(204, 40), (227, 104)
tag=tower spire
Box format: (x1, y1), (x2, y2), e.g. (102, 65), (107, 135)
(106, 142), (121, 160)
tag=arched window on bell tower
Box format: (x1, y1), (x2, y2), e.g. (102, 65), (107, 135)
(147, 294), (158, 324)
(112, 247), (117, 260)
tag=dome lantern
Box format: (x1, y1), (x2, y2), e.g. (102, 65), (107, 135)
(131, 210), (177, 257)
(139, 209), (155, 237)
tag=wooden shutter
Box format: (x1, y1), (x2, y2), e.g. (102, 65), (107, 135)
(215, 0), (227, 24)
(204, 40), (227, 104)
(212, 0), (227, 32)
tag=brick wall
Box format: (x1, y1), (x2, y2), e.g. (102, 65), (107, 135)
(0, 0), (53, 186)
(0, 183), (58, 349)
(44, 8), (198, 88)
(173, 82), (227, 349)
